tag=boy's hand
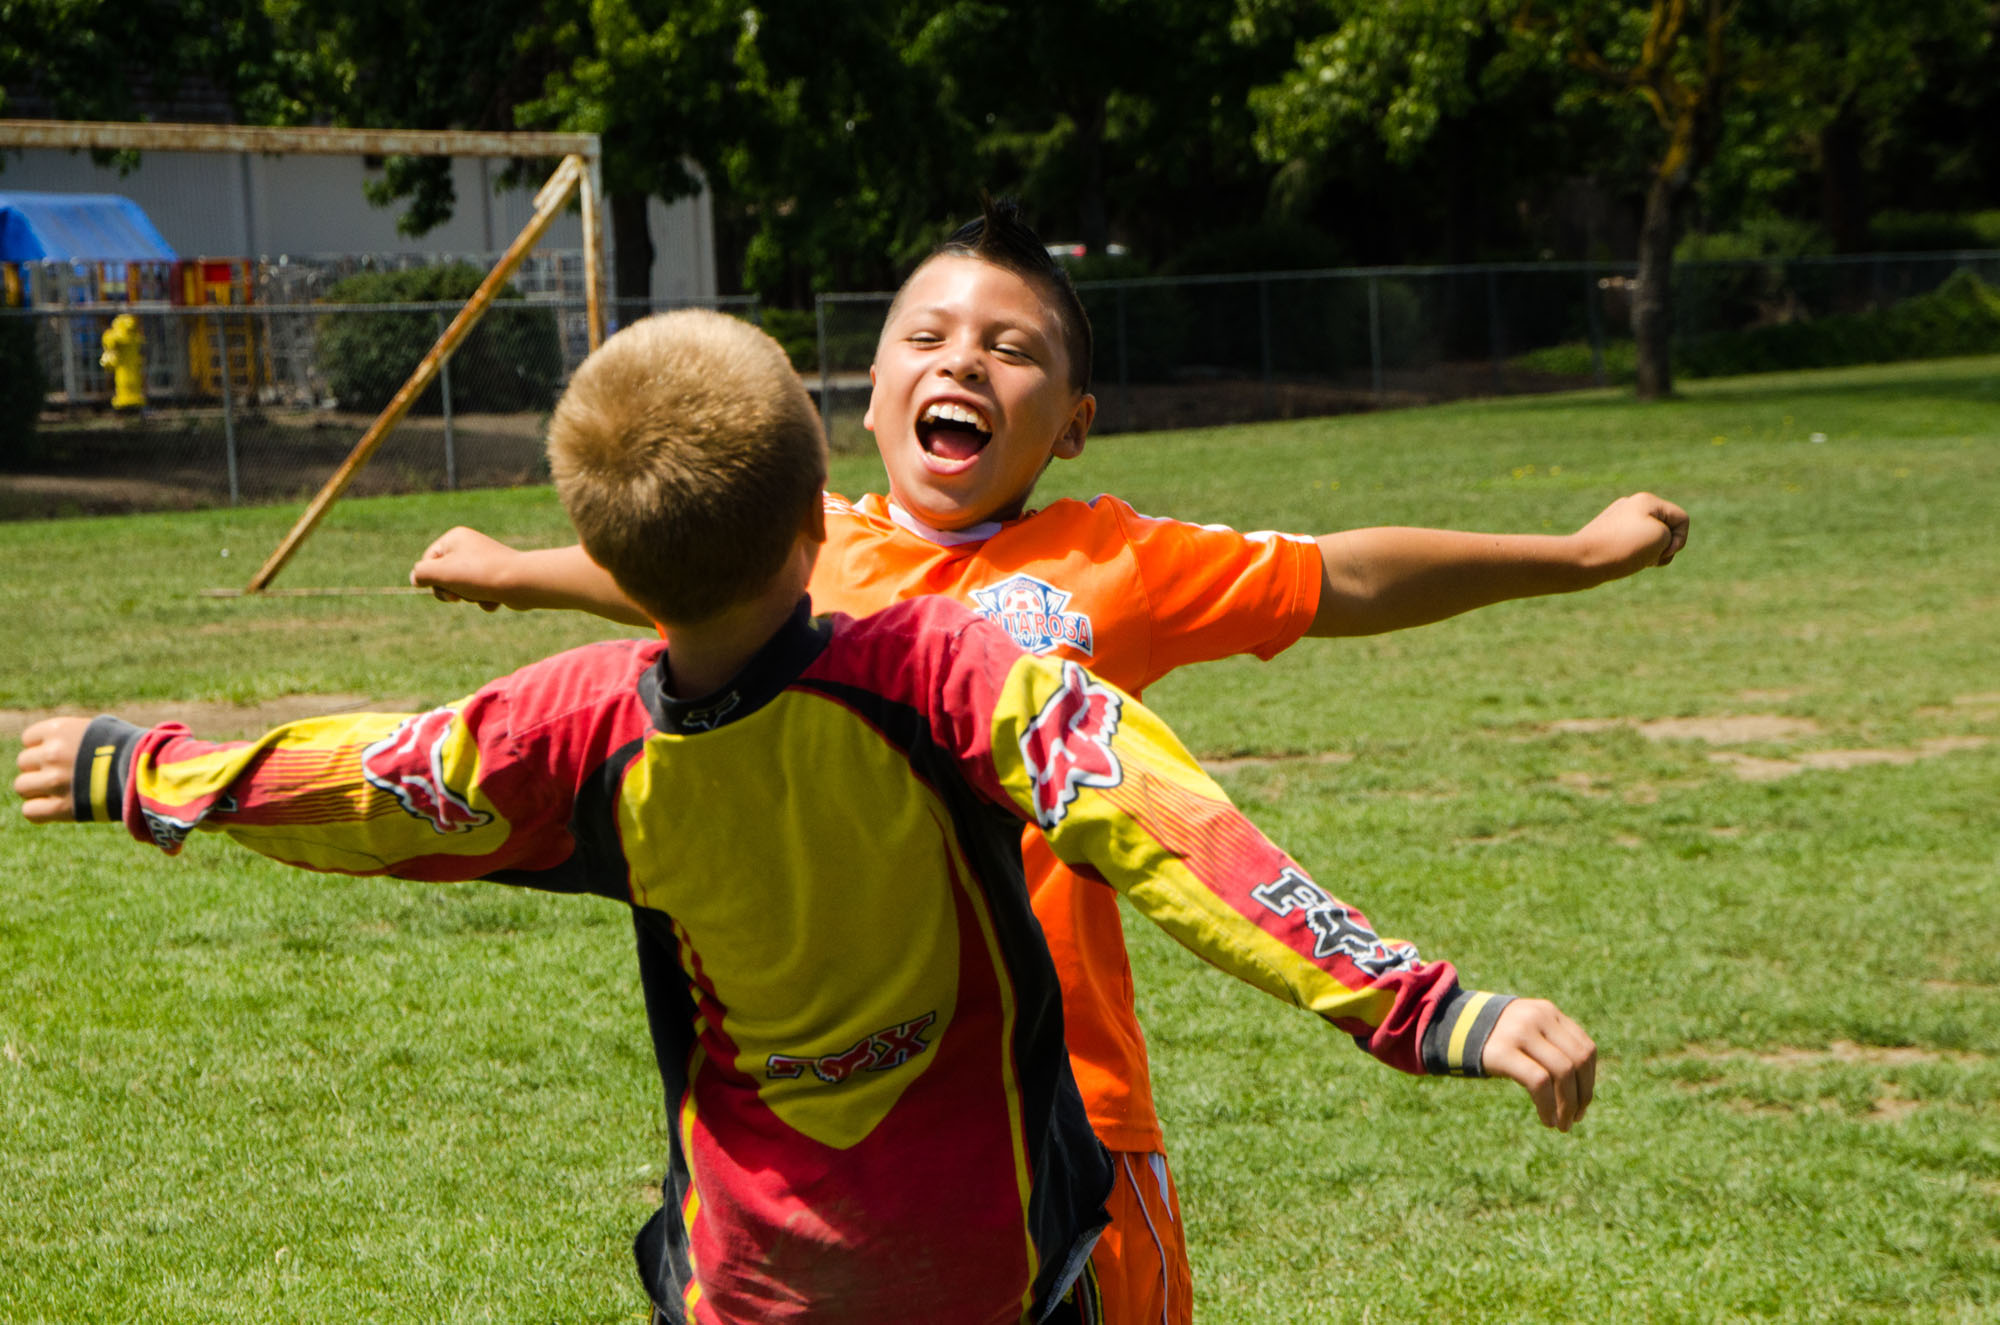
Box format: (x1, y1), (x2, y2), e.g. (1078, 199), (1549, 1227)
(1571, 493), (1689, 582)
(1479, 997), (1596, 1131)
(409, 527), (519, 611)
(13, 716), (90, 823)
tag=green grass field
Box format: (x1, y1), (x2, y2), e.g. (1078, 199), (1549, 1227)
(3, 357), (1996, 1322)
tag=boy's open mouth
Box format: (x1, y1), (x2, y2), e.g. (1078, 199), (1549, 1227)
(917, 401), (993, 463)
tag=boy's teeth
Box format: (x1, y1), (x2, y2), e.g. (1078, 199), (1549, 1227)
(920, 402), (988, 430)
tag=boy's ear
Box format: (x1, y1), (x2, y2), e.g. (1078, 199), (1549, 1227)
(1051, 393), (1096, 462)
(862, 365), (877, 432)
(803, 492), (828, 544)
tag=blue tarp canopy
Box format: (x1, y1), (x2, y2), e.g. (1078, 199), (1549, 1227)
(0, 192), (177, 262)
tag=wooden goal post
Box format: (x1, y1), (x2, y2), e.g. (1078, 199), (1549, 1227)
(0, 119), (606, 593)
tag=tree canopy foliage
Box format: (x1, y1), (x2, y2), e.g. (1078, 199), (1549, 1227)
(1, 0), (1992, 344)
(1248, 0), (1991, 395)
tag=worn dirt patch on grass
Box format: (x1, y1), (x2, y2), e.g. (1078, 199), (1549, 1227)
(1666, 1040), (1985, 1068)
(1204, 750), (1356, 775)
(1542, 717), (1625, 735)
(1665, 1041), (1988, 1124)
(1710, 735), (1991, 781)
(1554, 770), (1694, 803)
(1866, 1090), (1925, 1123)
(1639, 714), (1823, 743)
(1, 694), (421, 743)
(1542, 713), (1822, 743)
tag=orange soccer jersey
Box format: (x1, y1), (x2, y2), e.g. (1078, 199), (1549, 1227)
(809, 491), (1323, 1150)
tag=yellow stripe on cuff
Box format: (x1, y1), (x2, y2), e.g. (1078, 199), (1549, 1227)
(1446, 990), (1496, 1074)
(89, 744), (115, 822)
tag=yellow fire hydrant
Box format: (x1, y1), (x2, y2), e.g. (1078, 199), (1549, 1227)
(100, 313), (146, 410)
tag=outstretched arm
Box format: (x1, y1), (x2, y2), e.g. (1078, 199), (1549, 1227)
(409, 527), (652, 628)
(14, 682), (622, 890)
(1308, 491), (1688, 637)
(955, 628), (1595, 1130)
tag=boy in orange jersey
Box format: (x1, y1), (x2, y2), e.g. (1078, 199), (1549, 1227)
(18, 309), (1594, 1325)
(410, 202), (1675, 1323)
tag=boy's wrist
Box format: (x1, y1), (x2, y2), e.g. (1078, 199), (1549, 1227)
(1420, 987), (1517, 1077)
(1553, 531), (1615, 589)
(72, 716), (145, 825)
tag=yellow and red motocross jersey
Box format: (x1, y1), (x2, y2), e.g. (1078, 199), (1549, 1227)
(72, 596), (1505, 1324)
(810, 490), (1325, 1151)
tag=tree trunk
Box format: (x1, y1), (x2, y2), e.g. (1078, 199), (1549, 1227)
(1819, 105), (1868, 256)
(1075, 95), (1109, 254)
(611, 191), (654, 320)
(1632, 165), (1682, 400)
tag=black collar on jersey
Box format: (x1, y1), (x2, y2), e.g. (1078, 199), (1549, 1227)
(640, 596), (833, 736)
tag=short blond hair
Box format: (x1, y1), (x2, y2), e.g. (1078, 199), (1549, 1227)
(548, 309), (827, 624)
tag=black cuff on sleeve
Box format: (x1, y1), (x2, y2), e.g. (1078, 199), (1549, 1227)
(1420, 988), (1517, 1078)
(71, 716), (145, 826)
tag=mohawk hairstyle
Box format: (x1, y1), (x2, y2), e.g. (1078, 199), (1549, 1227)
(926, 195), (1094, 393)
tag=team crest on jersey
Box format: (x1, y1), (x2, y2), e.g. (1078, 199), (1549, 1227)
(970, 574), (1095, 657)
(1251, 867), (1418, 976)
(1020, 661), (1124, 829)
(362, 708), (492, 835)
(767, 1012), (937, 1084)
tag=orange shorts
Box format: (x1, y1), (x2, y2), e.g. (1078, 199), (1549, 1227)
(1064, 1150), (1193, 1325)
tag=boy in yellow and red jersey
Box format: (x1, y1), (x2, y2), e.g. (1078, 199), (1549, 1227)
(17, 309), (1594, 1324)
(410, 202), (1665, 1323)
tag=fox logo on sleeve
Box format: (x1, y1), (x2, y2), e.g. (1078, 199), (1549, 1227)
(361, 707), (492, 834)
(1020, 661), (1125, 829)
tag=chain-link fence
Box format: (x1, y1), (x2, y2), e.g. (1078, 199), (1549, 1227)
(0, 289), (759, 519)
(813, 251), (2000, 444)
(4, 250), (1996, 518)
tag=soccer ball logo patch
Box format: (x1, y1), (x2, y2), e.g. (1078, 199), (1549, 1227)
(970, 574), (1095, 657)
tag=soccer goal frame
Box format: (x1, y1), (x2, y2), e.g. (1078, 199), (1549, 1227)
(0, 118), (606, 593)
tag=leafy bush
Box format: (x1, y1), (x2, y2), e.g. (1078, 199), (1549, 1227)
(1675, 216), (1833, 264)
(760, 306), (881, 375)
(0, 314), (46, 462)
(1508, 338), (1639, 382)
(1675, 217), (1835, 333)
(1677, 269), (2000, 376)
(760, 307), (819, 371)
(1513, 270), (2000, 382)
(316, 264), (562, 414)
(1868, 210), (2000, 253)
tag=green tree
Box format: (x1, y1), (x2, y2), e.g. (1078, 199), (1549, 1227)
(518, 0), (979, 303)
(1748, 0), (1986, 253)
(0, 0), (282, 139)
(925, 1), (1304, 261)
(513, 0), (741, 305)
(254, 0), (579, 236)
(1252, 0), (1747, 398)
(1251, 0), (1991, 398)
